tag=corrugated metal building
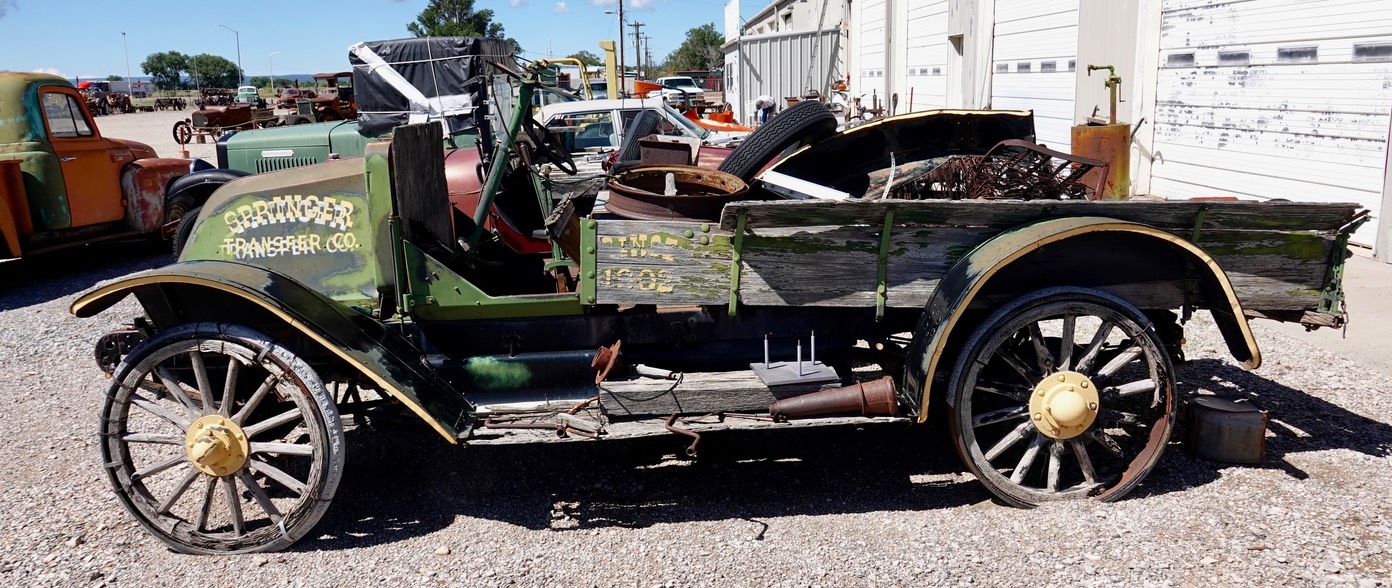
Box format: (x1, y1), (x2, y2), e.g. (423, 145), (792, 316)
(747, 0), (1392, 259)
(723, 0), (851, 124)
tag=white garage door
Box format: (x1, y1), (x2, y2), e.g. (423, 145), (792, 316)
(855, 0), (888, 108)
(1152, 0), (1392, 245)
(991, 0), (1080, 151)
(904, 0), (949, 111)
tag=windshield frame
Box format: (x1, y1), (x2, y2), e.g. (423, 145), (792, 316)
(662, 104), (710, 140)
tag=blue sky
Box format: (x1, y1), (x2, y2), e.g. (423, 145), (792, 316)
(0, 0), (769, 81)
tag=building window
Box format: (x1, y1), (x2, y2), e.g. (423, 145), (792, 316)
(1277, 46), (1318, 63)
(1017, 62), (1031, 73)
(1068, 60), (1076, 71)
(1218, 51), (1250, 66)
(996, 63), (1009, 74)
(1166, 53), (1196, 67)
(1354, 43), (1392, 62)
(1041, 61), (1056, 73)
(932, 67), (941, 75)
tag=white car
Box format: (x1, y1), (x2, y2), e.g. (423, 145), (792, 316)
(538, 97), (745, 153)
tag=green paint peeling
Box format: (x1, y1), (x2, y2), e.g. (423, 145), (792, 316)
(1194, 231), (1330, 259)
(461, 356), (533, 389)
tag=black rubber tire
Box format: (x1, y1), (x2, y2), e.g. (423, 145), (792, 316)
(716, 99), (838, 181)
(100, 323), (344, 554)
(172, 206), (200, 258)
(616, 110), (661, 163)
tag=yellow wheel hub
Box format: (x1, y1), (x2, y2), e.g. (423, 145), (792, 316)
(1029, 370), (1100, 440)
(184, 415), (250, 477)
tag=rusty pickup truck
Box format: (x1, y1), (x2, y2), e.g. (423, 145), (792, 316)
(0, 72), (216, 258)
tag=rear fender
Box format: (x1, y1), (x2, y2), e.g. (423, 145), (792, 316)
(70, 259), (474, 443)
(903, 216), (1260, 421)
(120, 158), (189, 232)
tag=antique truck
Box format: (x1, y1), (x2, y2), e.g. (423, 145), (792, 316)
(71, 38), (1365, 554)
(0, 72), (199, 259)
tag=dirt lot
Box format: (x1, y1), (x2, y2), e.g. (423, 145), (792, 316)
(96, 108), (220, 162)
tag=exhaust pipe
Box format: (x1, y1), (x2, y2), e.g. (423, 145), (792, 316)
(768, 376), (899, 421)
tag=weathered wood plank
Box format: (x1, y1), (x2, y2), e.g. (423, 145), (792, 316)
(391, 122), (452, 246)
(599, 371), (830, 417)
(464, 412), (909, 446)
(718, 199), (1362, 232)
(593, 220), (734, 305)
(736, 225), (997, 308)
(591, 216), (1339, 313)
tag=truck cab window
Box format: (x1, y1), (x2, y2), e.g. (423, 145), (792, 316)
(43, 92), (93, 139)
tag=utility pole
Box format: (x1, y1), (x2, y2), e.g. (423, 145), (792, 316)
(120, 32), (133, 95)
(643, 34), (653, 77)
(605, 0), (625, 95)
(631, 22), (646, 79)
(269, 51), (281, 91)
(217, 24), (243, 85)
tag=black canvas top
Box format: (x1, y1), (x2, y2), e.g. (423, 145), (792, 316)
(349, 36), (516, 138)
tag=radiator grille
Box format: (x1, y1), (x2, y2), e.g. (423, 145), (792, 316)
(256, 157), (318, 173)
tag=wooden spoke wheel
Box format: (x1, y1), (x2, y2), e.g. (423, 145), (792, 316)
(948, 287), (1175, 507)
(171, 121), (193, 146)
(100, 323), (344, 554)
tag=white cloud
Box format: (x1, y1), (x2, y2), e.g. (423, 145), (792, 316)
(33, 67), (64, 78)
(553, 1), (569, 12)
(509, 0), (525, 5)
(588, 0), (658, 9)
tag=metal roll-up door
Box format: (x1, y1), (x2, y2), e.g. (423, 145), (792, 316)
(856, 0), (888, 112)
(904, 0), (949, 111)
(991, 0), (1080, 151)
(1152, 0), (1392, 245)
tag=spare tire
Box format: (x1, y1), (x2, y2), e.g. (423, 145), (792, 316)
(717, 100), (838, 181)
(616, 110), (661, 164)
(172, 206), (200, 258)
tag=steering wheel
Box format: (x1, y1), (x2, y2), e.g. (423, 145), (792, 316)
(522, 115), (578, 175)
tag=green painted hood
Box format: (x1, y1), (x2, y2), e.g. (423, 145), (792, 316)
(223, 120), (367, 152)
(220, 120), (375, 174)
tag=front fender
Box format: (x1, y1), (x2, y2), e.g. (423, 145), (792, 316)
(166, 167), (252, 204)
(903, 216), (1260, 422)
(71, 259), (473, 443)
(120, 158), (189, 232)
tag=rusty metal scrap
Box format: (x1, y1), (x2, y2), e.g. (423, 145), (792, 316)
(664, 415), (702, 457)
(768, 376), (899, 421)
(869, 140), (1109, 201)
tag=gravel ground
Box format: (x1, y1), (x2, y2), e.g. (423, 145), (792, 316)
(2, 115), (1390, 586)
(95, 108), (220, 162)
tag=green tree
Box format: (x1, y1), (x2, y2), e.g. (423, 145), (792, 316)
(568, 50), (602, 66)
(248, 76), (271, 88)
(664, 24), (724, 72)
(187, 54), (240, 89)
(105, 74), (123, 81)
(140, 51), (189, 91)
(407, 0), (512, 42)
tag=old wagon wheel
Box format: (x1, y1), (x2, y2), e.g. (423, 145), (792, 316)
(172, 121), (193, 146)
(947, 287), (1175, 507)
(100, 323), (344, 554)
